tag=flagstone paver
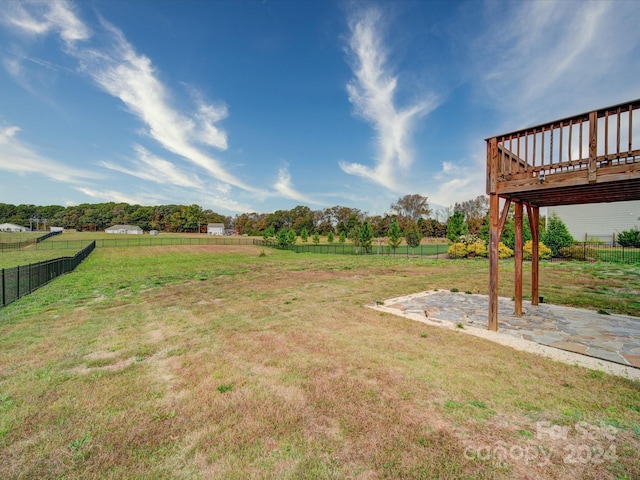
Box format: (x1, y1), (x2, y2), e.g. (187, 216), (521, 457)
(370, 290), (640, 378)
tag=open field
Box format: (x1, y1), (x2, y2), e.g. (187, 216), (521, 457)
(0, 233), (43, 243)
(1, 245), (639, 479)
(0, 245), (90, 270)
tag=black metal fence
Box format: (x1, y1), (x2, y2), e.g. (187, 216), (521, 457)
(0, 231), (61, 252)
(260, 241), (449, 257)
(556, 242), (640, 264)
(1, 240), (95, 307)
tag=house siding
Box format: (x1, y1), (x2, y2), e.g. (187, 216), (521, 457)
(548, 200), (640, 242)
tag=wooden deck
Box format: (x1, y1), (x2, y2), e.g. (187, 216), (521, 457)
(485, 99), (640, 331)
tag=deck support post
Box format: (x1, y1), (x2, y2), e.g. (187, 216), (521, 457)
(527, 204), (540, 305)
(514, 201), (523, 316)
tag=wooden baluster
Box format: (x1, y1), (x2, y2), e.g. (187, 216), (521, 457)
(629, 104), (633, 161)
(617, 107), (621, 158)
(579, 118), (583, 164)
(605, 110), (609, 160)
(589, 111), (597, 183)
(568, 119), (572, 164)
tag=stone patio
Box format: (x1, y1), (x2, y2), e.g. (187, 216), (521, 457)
(370, 290), (640, 380)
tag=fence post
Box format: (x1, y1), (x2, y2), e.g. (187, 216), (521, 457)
(1, 268), (4, 307)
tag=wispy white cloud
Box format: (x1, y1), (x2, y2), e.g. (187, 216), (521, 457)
(340, 7), (438, 191)
(0, 0), (90, 46)
(475, 0), (640, 127)
(273, 165), (320, 205)
(428, 152), (486, 209)
(100, 144), (203, 189)
(78, 20), (255, 190)
(0, 124), (99, 183)
(1, 0), (261, 204)
(76, 187), (161, 206)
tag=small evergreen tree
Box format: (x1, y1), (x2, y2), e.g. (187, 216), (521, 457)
(387, 218), (402, 254)
(300, 227), (309, 243)
(617, 227), (640, 247)
(446, 210), (468, 242)
(338, 231), (346, 243)
(288, 229), (297, 245)
(358, 220), (374, 254)
(327, 231), (334, 243)
(276, 227), (296, 246)
(312, 232), (320, 244)
(541, 213), (574, 257)
(404, 222), (423, 253)
(262, 225), (275, 241)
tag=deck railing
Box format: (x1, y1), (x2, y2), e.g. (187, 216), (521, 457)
(492, 99), (640, 182)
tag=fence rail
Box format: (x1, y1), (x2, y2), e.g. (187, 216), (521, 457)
(0, 231), (61, 252)
(259, 241), (449, 257)
(1, 240), (95, 307)
(557, 242), (640, 264)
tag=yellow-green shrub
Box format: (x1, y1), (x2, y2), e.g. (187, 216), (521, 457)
(559, 244), (598, 261)
(498, 242), (514, 259)
(523, 240), (552, 260)
(468, 242), (488, 257)
(448, 243), (468, 259)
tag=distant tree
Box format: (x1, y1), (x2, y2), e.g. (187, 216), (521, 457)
(454, 195), (488, 233)
(290, 205), (314, 234)
(446, 210), (468, 242)
(368, 214), (392, 238)
(276, 227), (296, 247)
(541, 213), (574, 257)
(313, 208), (334, 235)
(312, 232), (320, 245)
(404, 222), (423, 252)
(387, 218), (402, 254)
(338, 231), (346, 243)
(358, 221), (374, 254)
(327, 231), (335, 243)
(390, 194), (431, 229)
(300, 227), (309, 243)
(262, 225), (275, 241)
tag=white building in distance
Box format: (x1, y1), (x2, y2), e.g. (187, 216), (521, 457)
(0, 223), (28, 232)
(105, 225), (144, 235)
(207, 223), (225, 235)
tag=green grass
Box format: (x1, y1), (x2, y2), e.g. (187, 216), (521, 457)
(0, 245), (639, 479)
(0, 232), (43, 243)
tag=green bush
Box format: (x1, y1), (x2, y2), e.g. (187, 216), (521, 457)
(542, 213), (574, 257)
(617, 227), (640, 247)
(559, 244), (598, 261)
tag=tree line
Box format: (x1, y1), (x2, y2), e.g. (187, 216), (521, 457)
(0, 194), (499, 240)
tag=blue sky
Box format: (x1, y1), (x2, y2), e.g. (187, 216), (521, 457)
(1, 0), (639, 217)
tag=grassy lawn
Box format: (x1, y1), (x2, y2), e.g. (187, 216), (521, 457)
(0, 233), (43, 243)
(1, 245), (639, 479)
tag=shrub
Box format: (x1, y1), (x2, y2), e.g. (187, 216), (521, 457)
(617, 227), (640, 247)
(474, 242), (488, 257)
(448, 243), (468, 259)
(467, 241), (488, 258)
(542, 213), (574, 256)
(559, 244), (598, 261)
(523, 240), (552, 260)
(498, 242), (514, 259)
